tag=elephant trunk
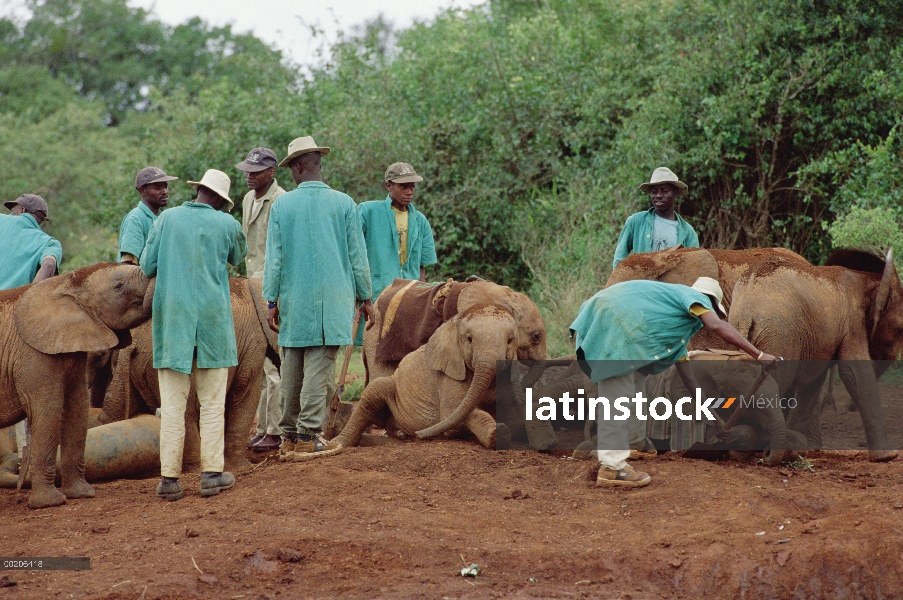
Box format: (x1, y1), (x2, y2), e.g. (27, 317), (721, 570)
(416, 361), (496, 439)
(141, 275), (156, 317)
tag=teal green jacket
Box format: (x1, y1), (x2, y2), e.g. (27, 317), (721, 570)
(0, 213), (62, 290)
(262, 181), (372, 347)
(140, 202), (247, 374)
(569, 280), (713, 382)
(359, 196), (437, 302)
(118, 201), (156, 262)
(612, 208), (699, 269)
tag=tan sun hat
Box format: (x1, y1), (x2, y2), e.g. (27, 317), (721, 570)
(278, 136), (330, 167)
(639, 167), (688, 196)
(690, 276), (726, 317)
(188, 169), (234, 212)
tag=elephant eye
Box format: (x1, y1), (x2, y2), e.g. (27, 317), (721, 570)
(114, 281), (125, 291)
(507, 336), (514, 345)
(531, 332), (541, 344)
(466, 335), (473, 344)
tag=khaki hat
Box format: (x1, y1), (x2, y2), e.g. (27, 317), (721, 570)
(278, 136), (330, 167)
(639, 167), (688, 196)
(4, 193), (51, 221)
(188, 169), (234, 212)
(236, 147), (278, 172)
(690, 276), (726, 317)
(135, 166), (178, 190)
(384, 162), (423, 184)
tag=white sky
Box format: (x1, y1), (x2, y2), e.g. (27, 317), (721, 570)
(130, 0), (487, 66)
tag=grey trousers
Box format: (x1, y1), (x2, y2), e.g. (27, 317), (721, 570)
(596, 371), (646, 470)
(255, 356), (283, 436)
(279, 346), (339, 438)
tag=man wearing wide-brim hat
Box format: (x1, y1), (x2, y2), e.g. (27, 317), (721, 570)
(263, 136), (373, 460)
(612, 167), (699, 269)
(119, 166), (178, 264)
(0, 193), (62, 289)
(354, 161), (438, 345)
(570, 277), (776, 489)
(140, 168), (247, 501)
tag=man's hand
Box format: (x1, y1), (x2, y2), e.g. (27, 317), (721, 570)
(267, 305), (279, 333)
(713, 413), (732, 441)
(758, 353), (779, 373)
(361, 299), (374, 324)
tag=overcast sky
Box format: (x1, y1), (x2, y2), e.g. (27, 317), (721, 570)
(129, 0), (486, 66)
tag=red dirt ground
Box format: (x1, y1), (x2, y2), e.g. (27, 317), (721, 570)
(3, 386), (903, 599)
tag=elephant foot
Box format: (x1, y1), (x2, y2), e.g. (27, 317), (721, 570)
(493, 423), (511, 450)
(29, 486), (67, 510)
(868, 449), (898, 462)
(61, 479), (95, 500)
(760, 448), (784, 466)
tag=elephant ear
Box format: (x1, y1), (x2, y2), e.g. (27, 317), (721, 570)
(14, 274), (119, 354)
(871, 248), (897, 339)
(423, 318), (466, 381)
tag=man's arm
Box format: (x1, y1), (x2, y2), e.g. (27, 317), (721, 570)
(227, 220), (248, 267)
(139, 218), (161, 277)
(612, 217), (634, 269)
(699, 311), (776, 363)
(261, 205), (282, 303)
(32, 256), (56, 283)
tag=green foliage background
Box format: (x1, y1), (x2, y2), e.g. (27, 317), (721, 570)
(1, 0), (902, 355)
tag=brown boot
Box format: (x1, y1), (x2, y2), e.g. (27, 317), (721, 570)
(289, 434), (343, 462)
(596, 463), (651, 488)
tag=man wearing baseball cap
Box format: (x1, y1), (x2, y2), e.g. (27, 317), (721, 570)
(0, 194), (62, 289)
(119, 166), (178, 264)
(263, 136), (373, 460)
(612, 167), (699, 269)
(236, 147), (285, 452)
(141, 169), (247, 501)
(570, 277), (776, 489)
(355, 162), (437, 345)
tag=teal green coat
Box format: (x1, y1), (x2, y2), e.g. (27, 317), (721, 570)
(262, 181), (372, 347)
(569, 280), (713, 382)
(0, 213), (62, 290)
(140, 202), (247, 374)
(118, 201), (156, 261)
(612, 208), (699, 268)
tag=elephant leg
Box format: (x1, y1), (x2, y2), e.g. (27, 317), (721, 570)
(838, 361), (897, 462)
(59, 367), (95, 500)
(333, 377), (396, 448)
(465, 409), (499, 449)
(19, 384), (66, 509)
(787, 371), (828, 451)
(224, 366), (256, 471)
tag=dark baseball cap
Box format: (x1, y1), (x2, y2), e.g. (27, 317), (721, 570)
(4, 194), (51, 221)
(135, 166), (178, 190)
(384, 162), (423, 183)
(236, 148), (278, 172)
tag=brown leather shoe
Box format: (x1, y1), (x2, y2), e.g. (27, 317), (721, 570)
(288, 434), (343, 462)
(252, 434), (281, 453)
(248, 434), (264, 449)
(596, 463), (651, 488)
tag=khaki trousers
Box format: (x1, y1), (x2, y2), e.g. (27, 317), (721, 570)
(255, 356), (283, 436)
(596, 371), (646, 471)
(158, 366), (228, 478)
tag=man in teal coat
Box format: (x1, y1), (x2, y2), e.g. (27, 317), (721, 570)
(612, 167), (699, 269)
(141, 169), (247, 501)
(570, 278), (774, 489)
(264, 136), (373, 460)
(355, 161), (437, 344)
(119, 166), (178, 264)
(0, 194), (61, 289)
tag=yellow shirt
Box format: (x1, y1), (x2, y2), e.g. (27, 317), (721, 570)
(393, 206), (409, 266)
(679, 303), (712, 360)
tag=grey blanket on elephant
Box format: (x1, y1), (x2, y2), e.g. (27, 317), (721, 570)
(375, 278), (467, 362)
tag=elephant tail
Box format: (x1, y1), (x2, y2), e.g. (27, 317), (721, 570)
(416, 361), (495, 440)
(248, 277), (281, 372)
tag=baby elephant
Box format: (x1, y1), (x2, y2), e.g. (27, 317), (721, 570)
(333, 304), (519, 450)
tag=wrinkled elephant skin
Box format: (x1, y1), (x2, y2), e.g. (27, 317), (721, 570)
(0, 263), (152, 509)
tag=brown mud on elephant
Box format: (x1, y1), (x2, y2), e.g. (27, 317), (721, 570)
(730, 249), (902, 462)
(328, 304), (519, 453)
(0, 263), (153, 509)
(606, 247), (809, 350)
(93, 277), (279, 472)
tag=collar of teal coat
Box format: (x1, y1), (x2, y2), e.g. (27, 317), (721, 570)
(296, 181), (331, 190)
(137, 200), (157, 220)
(381, 195), (423, 254)
(183, 201), (216, 211)
(642, 207), (693, 240)
(19, 213), (40, 229)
